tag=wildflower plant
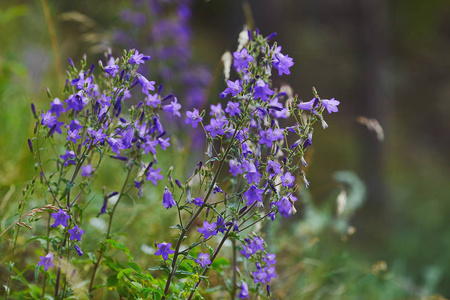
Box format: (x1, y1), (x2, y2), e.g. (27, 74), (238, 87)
(2, 28), (339, 300)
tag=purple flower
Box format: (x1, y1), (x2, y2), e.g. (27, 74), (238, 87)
(142, 138), (158, 155)
(210, 103), (223, 116)
(266, 160), (282, 175)
(87, 128), (107, 144)
(146, 167), (164, 186)
(41, 111), (57, 127)
(244, 185), (264, 206)
(249, 236), (265, 252)
(216, 216), (227, 233)
(281, 172), (295, 187)
(303, 133), (313, 149)
(155, 242), (175, 261)
(104, 62), (119, 77)
(68, 119), (83, 132)
(67, 129), (81, 143)
(213, 185), (224, 194)
(196, 253), (211, 268)
(51, 209), (71, 228)
(321, 98), (340, 113)
(60, 150), (76, 166)
(163, 97), (181, 117)
(243, 161), (262, 184)
(185, 108), (203, 128)
(197, 220), (217, 239)
(162, 188), (176, 209)
(81, 164), (93, 177)
(259, 128), (283, 148)
(137, 74), (156, 96)
(71, 72), (93, 90)
(273, 52), (294, 76)
(146, 94), (161, 108)
(107, 137), (123, 155)
(253, 79), (274, 102)
(240, 245), (254, 259)
(65, 94), (83, 112)
(38, 253), (54, 271)
(238, 281), (249, 299)
(222, 80), (243, 97)
(193, 197), (204, 206)
(253, 268), (267, 284)
(74, 245), (84, 256)
(50, 98), (65, 117)
(298, 98), (316, 111)
(158, 137), (170, 150)
(135, 181), (142, 189)
(129, 50), (151, 65)
(276, 196), (292, 218)
(68, 225), (85, 241)
(205, 117), (227, 138)
(97, 93), (111, 108)
(268, 212), (275, 221)
(225, 101), (241, 116)
(265, 266), (277, 282)
(229, 159), (243, 177)
(263, 253), (277, 266)
(234, 48), (254, 72)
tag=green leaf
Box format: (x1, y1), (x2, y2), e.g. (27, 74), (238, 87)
(96, 146), (103, 167)
(175, 270), (209, 279)
(127, 262), (142, 273)
(131, 281), (143, 289)
(117, 268), (134, 280)
(147, 265), (168, 272)
(169, 224), (183, 231)
(25, 236), (51, 246)
(107, 274), (118, 287)
(59, 182), (75, 200)
(105, 239), (132, 260)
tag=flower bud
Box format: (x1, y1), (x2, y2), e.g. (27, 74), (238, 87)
(31, 103), (37, 119)
(88, 63), (95, 75)
(27, 139), (33, 153)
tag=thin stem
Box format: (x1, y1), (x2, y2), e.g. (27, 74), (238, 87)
(162, 128), (240, 299)
(239, 210), (273, 232)
(3, 217), (23, 300)
(88, 165), (133, 293)
(35, 128), (63, 208)
(231, 238), (237, 300)
(54, 267), (61, 298)
(187, 225), (233, 300)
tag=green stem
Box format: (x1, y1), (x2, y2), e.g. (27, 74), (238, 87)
(187, 225), (233, 300)
(162, 128), (240, 299)
(231, 238), (237, 300)
(88, 165), (133, 293)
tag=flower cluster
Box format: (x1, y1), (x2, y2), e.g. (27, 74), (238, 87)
(151, 29), (339, 299)
(32, 49), (181, 274)
(24, 25), (339, 299)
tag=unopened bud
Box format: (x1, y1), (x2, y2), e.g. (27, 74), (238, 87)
(31, 103), (37, 118)
(175, 179), (182, 188)
(27, 139), (33, 153)
(88, 63), (95, 75)
(46, 87), (52, 98)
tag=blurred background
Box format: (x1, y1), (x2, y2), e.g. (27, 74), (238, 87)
(1, 0), (450, 298)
